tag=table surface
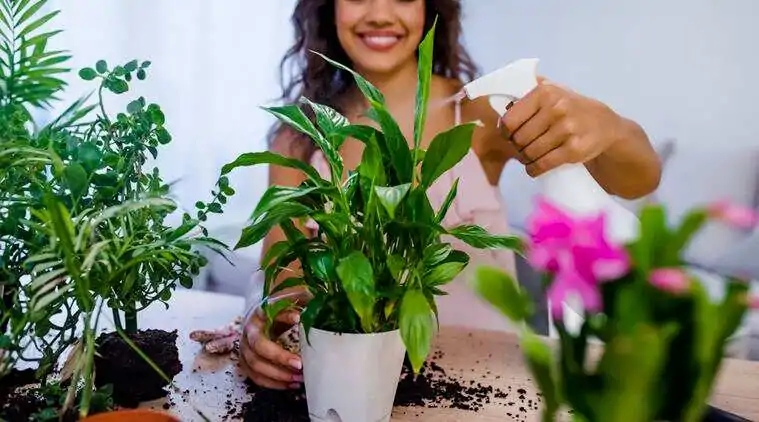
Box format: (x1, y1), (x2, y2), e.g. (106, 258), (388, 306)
(138, 289), (759, 422)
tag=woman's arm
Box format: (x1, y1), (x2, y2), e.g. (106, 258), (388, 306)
(584, 117), (662, 199)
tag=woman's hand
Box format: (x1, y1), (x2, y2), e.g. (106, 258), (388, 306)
(499, 78), (661, 198)
(238, 306), (303, 390)
(501, 78), (626, 177)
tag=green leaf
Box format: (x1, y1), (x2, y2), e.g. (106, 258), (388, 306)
(520, 330), (561, 420)
(124, 59), (138, 72)
(374, 183), (411, 219)
(667, 209), (708, 264)
(156, 127), (171, 144)
(336, 251), (377, 333)
(15, 0), (46, 28)
(447, 224), (524, 251)
(435, 177), (459, 223)
(221, 151), (324, 185)
(263, 104), (342, 180)
(127, 99), (142, 114)
(631, 204), (668, 272)
(413, 18), (436, 152)
(310, 50), (384, 104)
(400, 288), (435, 373)
(251, 185), (322, 222)
(264, 298), (295, 337)
(236, 202), (312, 249)
(107, 79), (128, 94)
(77, 142), (102, 172)
(64, 163), (88, 198)
(421, 123), (476, 187)
(300, 97), (349, 138)
(78, 67), (97, 81)
(471, 266), (533, 322)
(95, 59), (107, 73)
(301, 292), (327, 345)
(424, 259), (468, 287)
(16, 10), (59, 40)
(136, 69), (146, 80)
(368, 106), (414, 183)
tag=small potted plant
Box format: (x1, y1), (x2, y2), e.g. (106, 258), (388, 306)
(472, 196), (758, 422)
(221, 20), (522, 422)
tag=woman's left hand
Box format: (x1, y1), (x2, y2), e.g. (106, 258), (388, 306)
(500, 78), (625, 178)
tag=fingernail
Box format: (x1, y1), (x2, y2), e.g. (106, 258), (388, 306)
(289, 383), (301, 390)
(292, 313), (301, 324)
(289, 359), (302, 370)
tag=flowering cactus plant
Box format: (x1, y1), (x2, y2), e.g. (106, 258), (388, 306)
(473, 197), (758, 422)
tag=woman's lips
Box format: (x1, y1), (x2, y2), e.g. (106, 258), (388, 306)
(359, 32), (402, 52)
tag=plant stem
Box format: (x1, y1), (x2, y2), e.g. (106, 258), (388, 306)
(112, 309), (123, 332)
(124, 310), (138, 335)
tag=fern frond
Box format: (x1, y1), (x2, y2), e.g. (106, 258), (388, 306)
(0, 0), (68, 110)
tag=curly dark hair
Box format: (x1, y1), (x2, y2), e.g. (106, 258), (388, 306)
(269, 0), (479, 160)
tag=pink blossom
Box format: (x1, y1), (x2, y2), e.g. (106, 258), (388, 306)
(527, 198), (630, 320)
(707, 200), (758, 229)
(747, 295), (759, 310)
(649, 268), (690, 294)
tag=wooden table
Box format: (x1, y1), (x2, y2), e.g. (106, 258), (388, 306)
(139, 289), (759, 421)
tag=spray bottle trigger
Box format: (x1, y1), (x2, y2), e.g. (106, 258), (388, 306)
(488, 95), (516, 117)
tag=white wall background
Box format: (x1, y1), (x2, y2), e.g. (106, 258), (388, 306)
(43, 1), (759, 258)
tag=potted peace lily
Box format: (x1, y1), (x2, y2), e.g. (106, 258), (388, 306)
(221, 20), (521, 422)
(473, 196), (758, 422)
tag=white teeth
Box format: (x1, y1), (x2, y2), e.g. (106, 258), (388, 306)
(363, 36), (399, 47)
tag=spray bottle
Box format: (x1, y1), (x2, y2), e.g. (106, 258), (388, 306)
(462, 58), (640, 244)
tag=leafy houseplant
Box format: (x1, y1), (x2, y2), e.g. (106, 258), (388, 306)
(473, 197), (758, 422)
(1, 0), (227, 418)
(220, 19), (521, 422)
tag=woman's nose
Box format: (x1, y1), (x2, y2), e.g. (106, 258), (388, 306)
(365, 0), (395, 26)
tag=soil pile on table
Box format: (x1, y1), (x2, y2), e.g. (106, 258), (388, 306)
(237, 351), (528, 421)
(94, 329), (182, 407)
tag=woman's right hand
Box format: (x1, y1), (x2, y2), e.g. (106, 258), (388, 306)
(239, 306), (303, 390)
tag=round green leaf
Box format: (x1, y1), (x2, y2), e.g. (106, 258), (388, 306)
(79, 67), (97, 80)
(77, 142), (103, 172)
(124, 59), (139, 72)
(137, 69), (146, 80)
(108, 79), (129, 94)
(156, 127), (172, 144)
(141, 60), (152, 68)
(127, 99), (143, 114)
(124, 72), (132, 82)
(64, 163), (88, 198)
(96, 60), (108, 73)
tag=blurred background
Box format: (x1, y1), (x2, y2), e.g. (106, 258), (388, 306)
(40, 1), (759, 348)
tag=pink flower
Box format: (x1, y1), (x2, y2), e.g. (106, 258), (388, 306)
(746, 295), (759, 310)
(707, 200), (758, 229)
(649, 268), (690, 294)
(527, 198), (630, 320)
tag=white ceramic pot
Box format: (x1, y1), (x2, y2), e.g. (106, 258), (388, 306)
(299, 325), (406, 422)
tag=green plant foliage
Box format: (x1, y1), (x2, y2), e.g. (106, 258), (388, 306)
(221, 20), (522, 373)
(0, 0), (70, 111)
(472, 204), (752, 422)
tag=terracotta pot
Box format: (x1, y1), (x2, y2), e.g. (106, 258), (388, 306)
(81, 409), (179, 422)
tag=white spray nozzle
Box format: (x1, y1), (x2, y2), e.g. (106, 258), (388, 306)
(463, 58), (540, 115)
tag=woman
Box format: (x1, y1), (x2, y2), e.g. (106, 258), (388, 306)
(238, 0), (662, 390)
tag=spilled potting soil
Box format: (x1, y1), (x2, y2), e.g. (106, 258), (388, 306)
(227, 350), (541, 422)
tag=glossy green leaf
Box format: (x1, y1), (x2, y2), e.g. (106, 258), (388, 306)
(251, 185), (322, 222)
(301, 292), (327, 344)
(368, 106), (414, 183)
(400, 288), (435, 373)
(424, 260), (467, 287)
(471, 266), (533, 322)
(221, 151), (324, 185)
(374, 183), (411, 219)
(447, 224), (524, 251)
(336, 251), (376, 332)
(78, 67), (97, 81)
(236, 202), (312, 249)
(95, 59), (107, 73)
(435, 177), (459, 224)
(300, 97), (349, 138)
(421, 123), (475, 187)
(311, 50), (384, 104)
(413, 17), (436, 152)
